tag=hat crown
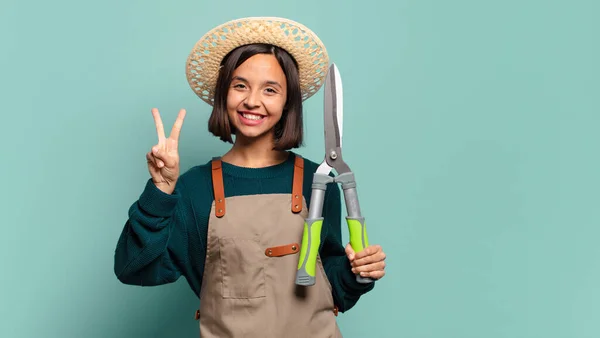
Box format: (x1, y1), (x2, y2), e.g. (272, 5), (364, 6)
(185, 17), (329, 106)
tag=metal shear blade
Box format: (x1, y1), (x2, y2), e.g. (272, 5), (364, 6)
(320, 63), (350, 175)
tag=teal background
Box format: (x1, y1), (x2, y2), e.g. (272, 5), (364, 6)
(1, 0), (598, 337)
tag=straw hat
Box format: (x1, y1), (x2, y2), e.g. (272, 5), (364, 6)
(185, 17), (329, 106)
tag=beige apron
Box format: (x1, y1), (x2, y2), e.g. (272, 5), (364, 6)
(193, 155), (342, 338)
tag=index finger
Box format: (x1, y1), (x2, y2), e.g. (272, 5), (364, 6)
(169, 108), (187, 141)
(152, 108), (166, 141)
(353, 244), (382, 260)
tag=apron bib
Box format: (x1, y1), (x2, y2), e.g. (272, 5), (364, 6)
(195, 155), (342, 338)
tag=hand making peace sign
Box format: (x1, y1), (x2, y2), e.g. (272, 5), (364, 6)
(146, 108), (187, 194)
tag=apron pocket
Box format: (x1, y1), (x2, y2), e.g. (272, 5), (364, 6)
(218, 237), (266, 299)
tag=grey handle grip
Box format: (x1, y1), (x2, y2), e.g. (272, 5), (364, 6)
(295, 173), (333, 286)
(336, 172), (374, 284)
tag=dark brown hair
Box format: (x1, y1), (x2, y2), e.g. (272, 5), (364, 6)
(208, 43), (303, 150)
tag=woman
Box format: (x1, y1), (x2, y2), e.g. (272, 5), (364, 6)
(114, 17), (386, 337)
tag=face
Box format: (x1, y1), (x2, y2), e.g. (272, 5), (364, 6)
(226, 53), (288, 141)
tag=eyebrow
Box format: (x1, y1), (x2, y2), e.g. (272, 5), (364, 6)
(232, 76), (282, 89)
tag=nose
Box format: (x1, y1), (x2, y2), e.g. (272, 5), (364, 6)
(243, 89), (261, 109)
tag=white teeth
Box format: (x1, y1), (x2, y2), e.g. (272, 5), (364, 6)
(242, 113), (263, 120)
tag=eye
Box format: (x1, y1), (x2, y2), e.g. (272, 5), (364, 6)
(265, 87), (277, 94)
(232, 83), (246, 89)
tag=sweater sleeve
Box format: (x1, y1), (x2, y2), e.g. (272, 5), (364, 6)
(319, 179), (375, 313)
(113, 178), (188, 286)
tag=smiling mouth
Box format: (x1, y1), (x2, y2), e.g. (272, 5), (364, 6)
(238, 111), (265, 121)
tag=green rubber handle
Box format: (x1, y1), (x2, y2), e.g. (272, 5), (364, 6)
(295, 218), (323, 286)
(347, 216), (374, 283)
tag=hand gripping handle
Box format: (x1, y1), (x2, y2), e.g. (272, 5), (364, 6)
(336, 172), (374, 284)
(296, 173), (332, 286)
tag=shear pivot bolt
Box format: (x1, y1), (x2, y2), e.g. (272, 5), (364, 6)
(329, 151), (338, 160)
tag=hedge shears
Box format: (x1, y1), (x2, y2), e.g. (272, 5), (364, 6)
(296, 63), (373, 286)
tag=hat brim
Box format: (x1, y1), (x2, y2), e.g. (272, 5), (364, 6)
(185, 17), (329, 106)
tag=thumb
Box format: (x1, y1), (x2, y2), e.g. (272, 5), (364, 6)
(345, 243), (355, 262)
(152, 146), (174, 168)
(151, 146), (164, 168)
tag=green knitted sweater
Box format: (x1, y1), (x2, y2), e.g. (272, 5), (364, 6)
(113, 151), (374, 312)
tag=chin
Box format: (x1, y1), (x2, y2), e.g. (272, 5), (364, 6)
(231, 123), (267, 139)
(231, 115), (276, 139)
(235, 126), (273, 140)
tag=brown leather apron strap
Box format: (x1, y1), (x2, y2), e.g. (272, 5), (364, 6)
(211, 158), (226, 218)
(211, 155), (303, 217)
(292, 155), (304, 213)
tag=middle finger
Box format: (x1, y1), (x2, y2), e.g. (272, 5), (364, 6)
(352, 252), (386, 267)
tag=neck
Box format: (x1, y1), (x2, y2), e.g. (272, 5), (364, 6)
(221, 133), (288, 168)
